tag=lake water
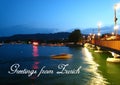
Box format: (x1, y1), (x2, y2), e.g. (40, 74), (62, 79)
(0, 44), (120, 85)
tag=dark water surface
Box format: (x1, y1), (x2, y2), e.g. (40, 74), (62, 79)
(0, 44), (120, 85)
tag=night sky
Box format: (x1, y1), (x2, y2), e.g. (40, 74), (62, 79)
(0, 0), (120, 36)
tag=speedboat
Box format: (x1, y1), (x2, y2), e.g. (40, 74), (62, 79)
(51, 53), (72, 59)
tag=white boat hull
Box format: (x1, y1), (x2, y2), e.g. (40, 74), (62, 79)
(107, 58), (120, 63)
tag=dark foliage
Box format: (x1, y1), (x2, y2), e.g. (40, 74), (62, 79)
(68, 29), (82, 44)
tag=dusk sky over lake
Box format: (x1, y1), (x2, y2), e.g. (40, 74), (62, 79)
(0, 0), (120, 36)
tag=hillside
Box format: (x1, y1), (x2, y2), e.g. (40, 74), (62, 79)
(0, 32), (70, 42)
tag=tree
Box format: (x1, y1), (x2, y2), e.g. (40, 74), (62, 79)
(68, 29), (82, 44)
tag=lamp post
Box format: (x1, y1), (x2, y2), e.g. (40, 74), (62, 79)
(114, 3), (120, 36)
(114, 25), (119, 36)
(97, 22), (102, 39)
(114, 4), (118, 36)
(114, 4), (117, 25)
(83, 36), (85, 44)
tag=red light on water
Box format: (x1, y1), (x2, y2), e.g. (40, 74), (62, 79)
(32, 46), (39, 57)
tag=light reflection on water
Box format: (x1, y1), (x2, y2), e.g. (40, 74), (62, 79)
(82, 47), (109, 85)
(31, 45), (40, 85)
(32, 45), (39, 57)
(32, 45), (40, 70)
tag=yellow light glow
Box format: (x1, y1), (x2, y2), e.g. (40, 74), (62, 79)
(97, 21), (102, 27)
(114, 25), (119, 30)
(112, 32), (114, 35)
(98, 33), (101, 36)
(82, 47), (109, 85)
(114, 3), (120, 10)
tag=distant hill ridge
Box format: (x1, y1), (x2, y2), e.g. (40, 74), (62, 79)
(0, 32), (70, 42)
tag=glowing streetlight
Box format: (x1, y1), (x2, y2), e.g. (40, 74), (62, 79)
(97, 33), (101, 36)
(97, 22), (102, 38)
(114, 3), (120, 10)
(114, 25), (119, 30)
(92, 34), (95, 39)
(112, 32), (114, 36)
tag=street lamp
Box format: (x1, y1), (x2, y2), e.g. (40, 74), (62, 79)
(97, 22), (102, 39)
(114, 3), (120, 36)
(83, 36), (85, 44)
(112, 32), (114, 36)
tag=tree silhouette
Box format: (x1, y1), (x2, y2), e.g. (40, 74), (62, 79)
(68, 29), (82, 44)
